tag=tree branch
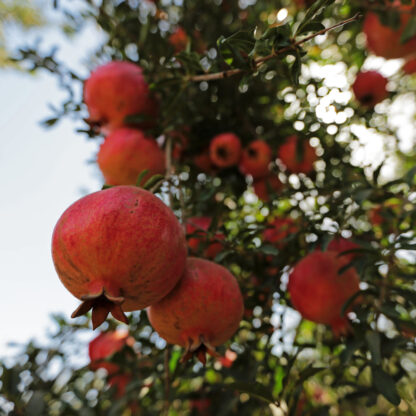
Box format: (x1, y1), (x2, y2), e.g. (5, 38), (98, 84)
(188, 13), (362, 83)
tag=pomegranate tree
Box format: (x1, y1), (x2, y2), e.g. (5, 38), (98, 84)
(52, 186), (187, 328)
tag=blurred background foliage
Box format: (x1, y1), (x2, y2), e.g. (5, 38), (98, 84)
(1, 0), (416, 415)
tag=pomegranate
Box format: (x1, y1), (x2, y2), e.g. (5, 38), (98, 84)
(186, 216), (224, 259)
(193, 150), (218, 174)
(239, 140), (272, 179)
(89, 330), (134, 397)
(352, 71), (388, 108)
(169, 27), (188, 53)
(84, 61), (156, 133)
(363, 1), (416, 59)
(277, 135), (317, 174)
(253, 174), (283, 201)
(288, 251), (360, 336)
(404, 58), (416, 74)
(52, 186), (187, 329)
(209, 133), (242, 168)
(97, 128), (165, 186)
(327, 237), (360, 263)
(263, 216), (297, 249)
(147, 257), (244, 363)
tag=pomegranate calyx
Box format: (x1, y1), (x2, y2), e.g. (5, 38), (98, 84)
(71, 289), (128, 329)
(180, 335), (218, 365)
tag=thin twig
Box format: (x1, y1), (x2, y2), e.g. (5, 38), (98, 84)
(188, 13), (361, 83)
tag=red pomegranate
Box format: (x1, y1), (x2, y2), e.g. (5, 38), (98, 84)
(52, 186), (187, 329)
(352, 71), (388, 108)
(97, 128), (165, 186)
(239, 140), (272, 179)
(84, 61), (156, 133)
(193, 151), (218, 174)
(404, 58), (416, 74)
(263, 217), (297, 249)
(169, 27), (188, 53)
(288, 251), (360, 336)
(253, 174), (283, 201)
(147, 257), (244, 364)
(190, 398), (211, 415)
(363, 1), (416, 59)
(327, 237), (360, 263)
(209, 133), (242, 168)
(277, 135), (317, 174)
(186, 217), (224, 259)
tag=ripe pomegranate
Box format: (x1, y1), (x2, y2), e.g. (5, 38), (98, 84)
(288, 251), (360, 336)
(253, 174), (283, 201)
(193, 150), (218, 174)
(404, 58), (416, 74)
(186, 217), (224, 259)
(169, 27), (188, 53)
(352, 71), (388, 108)
(84, 61), (156, 133)
(89, 330), (134, 397)
(263, 217), (297, 249)
(209, 133), (242, 168)
(147, 257), (244, 364)
(239, 140), (272, 179)
(327, 237), (361, 264)
(97, 128), (165, 186)
(277, 135), (317, 174)
(363, 1), (416, 59)
(52, 186), (187, 329)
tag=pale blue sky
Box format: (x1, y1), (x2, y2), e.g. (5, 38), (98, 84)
(0, 15), (103, 356)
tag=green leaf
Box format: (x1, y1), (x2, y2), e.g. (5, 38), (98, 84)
(340, 337), (364, 364)
(259, 245), (279, 256)
(273, 366), (285, 396)
(135, 169), (150, 187)
(297, 21), (325, 35)
(365, 331), (381, 365)
(169, 349), (181, 373)
(401, 16), (416, 44)
(372, 367), (401, 406)
(143, 174), (164, 190)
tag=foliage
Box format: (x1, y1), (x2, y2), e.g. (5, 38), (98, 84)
(1, 0), (416, 415)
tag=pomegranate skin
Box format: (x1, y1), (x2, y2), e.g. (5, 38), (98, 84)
(52, 186), (187, 328)
(352, 71), (388, 108)
(209, 133), (242, 168)
(288, 251), (360, 336)
(263, 217), (297, 249)
(98, 128), (165, 186)
(186, 217), (224, 259)
(84, 61), (152, 133)
(253, 174), (283, 201)
(89, 331), (134, 373)
(327, 238), (360, 263)
(363, 3), (416, 60)
(239, 140), (272, 179)
(147, 258), (244, 362)
(404, 58), (416, 74)
(277, 135), (317, 174)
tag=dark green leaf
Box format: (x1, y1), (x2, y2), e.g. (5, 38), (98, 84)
(372, 367), (401, 406)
